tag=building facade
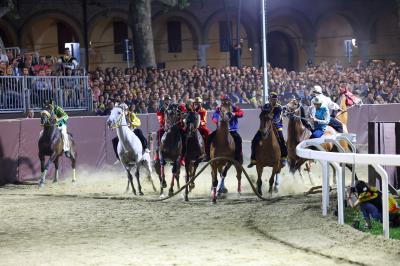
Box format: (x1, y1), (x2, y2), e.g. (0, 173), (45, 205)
(0, 0), (399, 71)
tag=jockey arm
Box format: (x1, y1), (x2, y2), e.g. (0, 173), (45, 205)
(323, 95), (341, 111)
(232, 106), (243, 118)
(54, 106), (68, 125)
(212, 108), (220, 124)
(198, 108), (208, 127)
(128, 112), (141, 128)
(157, 110), (165, 127)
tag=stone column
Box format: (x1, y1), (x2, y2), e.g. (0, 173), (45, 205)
(302, 41), (317, 65)
(198, 44), (210, 67)
(358, 39), (370, 64)
(251, 43), (261, 67)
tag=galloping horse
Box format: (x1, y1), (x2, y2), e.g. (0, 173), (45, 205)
(38, 110), (76, 187)
(107, 106), (152, 195)
(155, 104), (183, 197)
(254, 110), (283, 195)
(209, 104), (242, 203)
(284, 99), (313, 183)
(183, 111), (205, 201)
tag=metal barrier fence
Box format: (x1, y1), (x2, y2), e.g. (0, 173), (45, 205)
(0, 76), (91, 112)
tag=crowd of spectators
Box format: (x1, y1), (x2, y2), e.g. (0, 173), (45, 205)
(90, 59), (400, 116)
(0, 48), (84, 77)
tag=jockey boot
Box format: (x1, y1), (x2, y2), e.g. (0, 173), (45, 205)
(280, 157), (287, 167)
(247, 160), (257, 168)
(247, 134), (259, 168)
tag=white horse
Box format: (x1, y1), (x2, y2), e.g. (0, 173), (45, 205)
(106, 106), (152, 195)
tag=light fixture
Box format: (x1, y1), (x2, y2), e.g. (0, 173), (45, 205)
(352, 38), (357, 47)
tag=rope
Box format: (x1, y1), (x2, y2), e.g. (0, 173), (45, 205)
(148, 156), (279, 202)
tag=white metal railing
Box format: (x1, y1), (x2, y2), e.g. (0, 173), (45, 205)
(0, 76), (91, 112)
(296, 133), (400, 239)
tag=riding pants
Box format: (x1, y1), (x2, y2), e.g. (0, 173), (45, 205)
(310, 129), (324, 139)
(198, 126), (211, 147)
(329, 117), (344, 133)
(58, 124), (70, 152)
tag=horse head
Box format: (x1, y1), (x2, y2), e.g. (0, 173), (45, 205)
(40, 110), (57, 127)
(165, 104), (181, 131)
(283, 99), (301, 119)
(106, 106), (125, 129)
(185, 111), (200, 137)
(218, 102), (233, 127)
(259, 110), (273, 139)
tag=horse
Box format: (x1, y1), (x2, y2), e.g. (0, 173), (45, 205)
(183, 111), (205, 201)
(254, 110), (284, 195)
(283, 99), (314, 184)
(106, 106), (152, 195)
(38, 110), (76, 187)
(209, 104), (242, 203)
(155, 104), (183, 197)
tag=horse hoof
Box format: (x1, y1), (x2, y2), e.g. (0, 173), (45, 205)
(53, 179), (58, 183)
(211, 199), (217, 204)
(168, 190), (174, 197)
(139, 191), (144, 196)
(133, 191), (137, 196)
(159, 193), (165, 199)
(72, 179), (76, 183)
(237, 193), (241, 199)
(184, 195), (189, 202)
(274, 187), (279, 193)
(218, 187), (228, 194)
(38, 182), (44, 188)
(189, 183), (195, 192)
(162, 181), (167, 188)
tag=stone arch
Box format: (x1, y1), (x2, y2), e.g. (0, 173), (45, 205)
(314, 11), (358, 64)
(87, 9), (132, 70)
(0, 18), (17, 47)
(152, 10), (202, 47)
(19, 10), (83, 55)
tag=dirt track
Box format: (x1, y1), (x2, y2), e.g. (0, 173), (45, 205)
(0, 165), (399, 266)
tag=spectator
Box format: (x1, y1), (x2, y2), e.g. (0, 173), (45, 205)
(26, 108), (35, 118)
(0, 48), (9, 64)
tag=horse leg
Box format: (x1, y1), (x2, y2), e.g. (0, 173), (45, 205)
(256, 165), (263, 196)
(127, 170), (136, 195)
(184, 161), (190, 201)
(135, 168), (144, 196)
(169, 162), (177, 197)
(189, 162), (198, 192)
(70, 150), (76, 183)
(274, 172), (281, 193)
(39, 153), (57, 187)
(211, 165), (218, 204)
(53, 157), (59, 183)
(218, 163), (231, 194)
(235, 165), (242, 198)
(268, 170), (277, 195)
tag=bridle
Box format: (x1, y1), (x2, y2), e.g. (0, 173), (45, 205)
(109, 106), (126, 129)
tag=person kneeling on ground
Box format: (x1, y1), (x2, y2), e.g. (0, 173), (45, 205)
(348, 180), (400, 229)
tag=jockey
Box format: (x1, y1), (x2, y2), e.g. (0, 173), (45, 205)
(248, 92), (288, 168)
(206, 95), (243, 162)
(310, 97), (330, 139)
(43, 99), (71, 157)
(121, 103), (148, 152)
(310, 85), (343, 133)
(193, 96), (210, 149)
(111, 103), (149, 160)
(156, 95), (172, 149)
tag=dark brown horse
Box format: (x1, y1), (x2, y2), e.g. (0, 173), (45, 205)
(284, 99), (313, 184)
(38, 110), (76, 187)
(183, 111), (205, 201)
(155, 104), (183, 197)
(255, 110), (283, 195)
(209, 103), (242, 203)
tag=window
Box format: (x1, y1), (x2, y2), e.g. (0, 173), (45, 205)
(57, 22), (78, 54)
(167, 21), (182, 53)
(219, 21), (231, 52)
(113, 21), (128, 54)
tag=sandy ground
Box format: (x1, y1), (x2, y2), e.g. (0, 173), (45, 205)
(0, 163), (399, 266)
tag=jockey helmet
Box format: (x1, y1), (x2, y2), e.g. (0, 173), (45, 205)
(43, 99), (55, 110)
(313, 85), (323, 94)
(194, 97), (203, 104)
(270, 92), (278, 99)
(311, 96), (322, 105)
(164, 95), (171, 101)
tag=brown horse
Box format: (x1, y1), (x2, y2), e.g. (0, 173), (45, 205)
(255, 110), (283, 195)
(209, 103), (242, 203)
(155, 104), (183, 197)
(284, 99), (313, 183)
(38, 110), (76, 187)
(183, 111), (205, 201)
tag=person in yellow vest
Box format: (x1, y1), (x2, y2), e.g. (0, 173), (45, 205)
(112, 103), (149, 160)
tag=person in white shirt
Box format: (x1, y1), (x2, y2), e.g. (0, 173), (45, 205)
(0, 48), (9, 64)
(309, 85), (344, 133)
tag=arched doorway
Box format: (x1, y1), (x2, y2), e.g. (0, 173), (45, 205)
(267, 31), (295, 70)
